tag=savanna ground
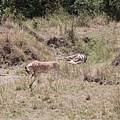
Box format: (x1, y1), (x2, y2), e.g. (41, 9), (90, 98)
(0, 16), (120, 120)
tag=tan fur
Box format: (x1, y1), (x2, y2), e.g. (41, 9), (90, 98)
(25, 60), (59, 77)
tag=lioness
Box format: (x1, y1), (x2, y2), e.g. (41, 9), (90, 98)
(25, 60), (59, 77)
(25, 60), (60, 91)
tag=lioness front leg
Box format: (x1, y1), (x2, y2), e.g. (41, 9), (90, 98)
(29, 71), (38, 92)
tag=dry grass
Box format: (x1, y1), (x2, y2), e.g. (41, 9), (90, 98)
(0, 63), (120, 119)
(0, 16), (120, 119)
(0, 20), (53, 66)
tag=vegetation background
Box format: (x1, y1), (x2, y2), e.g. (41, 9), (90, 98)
(1, 0), (120, 21)
(0, 0), (120, 119)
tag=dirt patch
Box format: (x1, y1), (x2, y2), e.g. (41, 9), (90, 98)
(47, 37), (68, 48)
(24, 48), (38, 60)
(84, 75), (119, 85)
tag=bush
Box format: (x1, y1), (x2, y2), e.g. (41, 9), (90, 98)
(1, 0), (120, 21)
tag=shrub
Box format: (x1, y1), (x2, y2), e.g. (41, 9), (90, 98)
(1, 0), (120, 21)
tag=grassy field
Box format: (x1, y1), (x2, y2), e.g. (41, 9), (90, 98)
(0, 16), (120, 119)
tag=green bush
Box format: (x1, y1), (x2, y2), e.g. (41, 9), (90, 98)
(1, 0), (120, 21)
